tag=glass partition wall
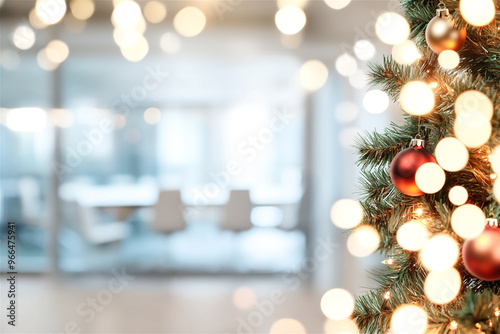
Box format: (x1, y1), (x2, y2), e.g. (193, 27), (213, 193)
(0, 21), (308, 273)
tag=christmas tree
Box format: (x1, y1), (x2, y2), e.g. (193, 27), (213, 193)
(325, 0), (500, 333)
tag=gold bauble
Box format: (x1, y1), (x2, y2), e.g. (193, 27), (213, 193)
(425, 10), (466, 54)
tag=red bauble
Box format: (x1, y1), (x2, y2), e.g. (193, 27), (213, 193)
(390, 140), (436, 196)
(463, 225), (500, 282)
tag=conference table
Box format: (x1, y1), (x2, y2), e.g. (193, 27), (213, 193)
(62, 182), (302, 221)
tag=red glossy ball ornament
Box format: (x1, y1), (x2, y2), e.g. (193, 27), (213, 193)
(463, 220), (500, 282)
(390, 139), (437, 196)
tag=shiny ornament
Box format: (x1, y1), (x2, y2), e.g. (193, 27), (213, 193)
(390, 139), (437, 196)
(425, 5), (466, 54)
(463, 219), (500, 281)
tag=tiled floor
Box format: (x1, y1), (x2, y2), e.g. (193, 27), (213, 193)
(2, 274), (328, 334)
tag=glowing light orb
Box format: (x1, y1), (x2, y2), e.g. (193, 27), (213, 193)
(69, 0), (95, 20)
(270, 318), (306, 334)
(448, 186), (468, 206)
(324, 319), (360, 334)
(391, 305), (427, 334)
(7, 108), (47, 132)
(375, 12), (410, 45)
(320, 289), (355, 320)
(46, 39), (69, 64)
(362, 90), (389, 114)
(353, 39), (376, 61)
(451, 204), (485, 240)
(324, 0), (351, 10)
(174, 7), (206, 37)
(299, 60), (329, 92)
(415, 163), (446, 194)
(330, 199), (363, 229)
(35, 0), (67, 25)
(392, 40), (420, 65)
(275, 6), (306, 35)
(112, 1), (142, 28)
(396, 220), (429, 251)
(144, 1), (167, 23)
(438, 50), (460, 69)
(491, 146), (500, 174)
(454, 110), (492, 148)
(347, 225), (380, 257)
(160, 32), (181, 54)
(424, 268), (461, 305)
(420, 234), (459, 272)
(435, 137), (469, 172)
(455, 90), (493, 120)
(12, 25), (36, 50)
(400, 81), (435, 116)
(335, 53), (358, 77)
(460, 0), (495, 27)
(143, 107), (162, 125)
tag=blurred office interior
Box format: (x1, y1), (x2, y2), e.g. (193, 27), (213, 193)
(0, 0), (403, 332)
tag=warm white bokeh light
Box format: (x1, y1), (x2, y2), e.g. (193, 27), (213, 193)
(460, 0), (495, 27)
(435, 137), (469, 172)
(143, 107), (162, 125)
(275, 6), (307, 35)
(454, 110), (492, 148)
(420, 234), (459, 272)
(112, 1), (142, 28)
(120, 34), (149, 62)
(232, 286), (256, 310)
(400, 81), (435, 116)
(50, 108), (74, 128)
(392, 40), (420, 65)
(69, 0), (95, 20)
(324, 319), (360, 334)
(494, 179), (500, 203)
(37, 48), (59, 71)
(335, 53), (358, 77)
(277, 0), (309, 9)
(451, 204), (485, 240)
(174, 6), (207, 37)
(30, 7), (49, 29)
(144, 1), (167, 23)
(160, 32), (181, 54)
(347, 225), (380, 257)
(396, 220), (429, 251)
(438, 50), (460, 70)
(12, 25), (36, 50)
(299, 60), (329, 92)
(455, 90), (493, 120)
(375, 12), (410, 45)
(335, 101), (358, 124)
(323, 0), (351, 10)
(330, 199), (363, 229)
(46, 39), (69, 64)
(320, 289), (355, 320)
(269, 318), (306, 334)
(424, 268), (461, 305)
(391, 305), (428, 334)
(448, 186), (468, 206)
(348, 70), (367, 89)
(36, 0), (67, 25)
(353, 39), (376, 61)
(415, 163), (446, 194)
(362, 90), (389, 114)
(7, 108), (47, 132)
(491, 146), (500, 174)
